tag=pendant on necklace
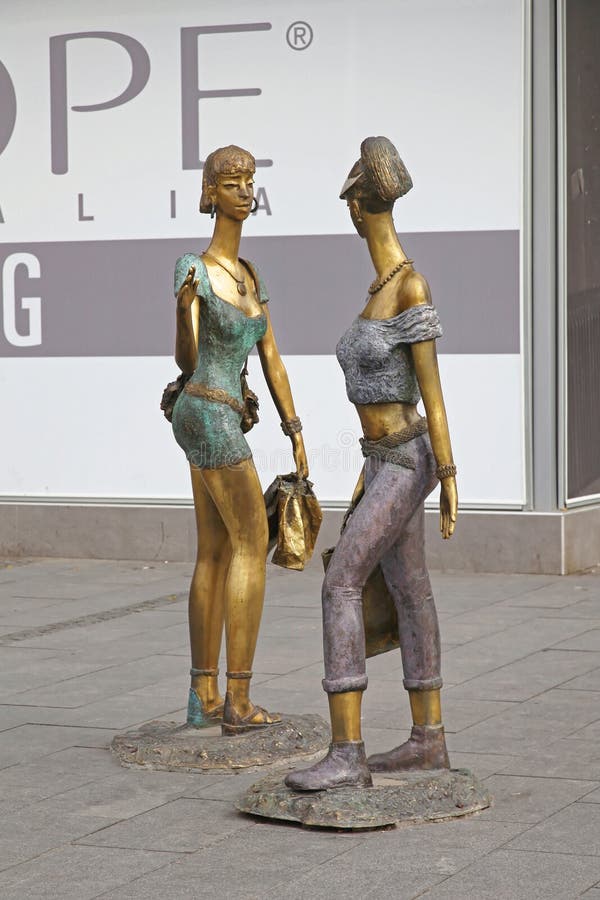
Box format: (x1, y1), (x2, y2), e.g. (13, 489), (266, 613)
(237, 283), (247, 296)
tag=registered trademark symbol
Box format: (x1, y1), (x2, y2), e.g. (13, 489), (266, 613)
(286, 21), (313, 50)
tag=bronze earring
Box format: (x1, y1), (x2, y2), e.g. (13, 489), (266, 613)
(210, 203), (216, 218)
(250, 197), (259, 214)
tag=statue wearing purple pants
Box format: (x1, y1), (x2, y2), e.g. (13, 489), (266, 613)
(286, 136), (458, 792)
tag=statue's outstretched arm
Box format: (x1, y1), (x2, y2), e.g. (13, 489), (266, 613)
(257, 307), (309, 478)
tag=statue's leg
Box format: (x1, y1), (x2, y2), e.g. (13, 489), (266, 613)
(186, 465), (230, 726)
(368, 459), (450, 772)
(201, 458), (280, 733)
(286, 457), (429, 791)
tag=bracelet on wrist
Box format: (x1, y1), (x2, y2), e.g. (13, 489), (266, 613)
(436, 463), (457, 480)
(281, 417), (302, 436)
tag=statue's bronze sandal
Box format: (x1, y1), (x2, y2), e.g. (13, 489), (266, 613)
(221, 672), (283, 735)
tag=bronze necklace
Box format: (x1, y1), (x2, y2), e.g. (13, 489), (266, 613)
(203, 251), (247, 296)
(368, 258), (413, 295)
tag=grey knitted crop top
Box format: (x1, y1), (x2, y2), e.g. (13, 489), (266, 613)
(336, 304), (443, 405)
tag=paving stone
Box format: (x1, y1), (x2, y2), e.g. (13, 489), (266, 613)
(34, 769), (203, 820)
(551, 628), (600, 652)
(255, 661), (329, 693)
(1, 577), (116, 602)
(0, 724), (114, 769)
(265, 872), (447, 900)
(77, 797), (252, 852)
(440, 603), (540, 637)
(500, 579), (599, 609)
(0, 703), (104, 729)
(0, 845), (179, 900)
(417, 849), (600, 899)
(362, 725), (413, 756)
(94, 823), (367, 900)
(0, 747), (119, 804)
(446, 700), (593, 756)
(365, 692), (514, 734)
(257, 613), (324, 640)
(16, 690), (189, 731)
(439, 615), (537, 646)
(430, 574), (558, 611)
(0, 804), (115, 872)
(2, 560), (600, 898)
(493, 737), (600, 781)
(518, 686), (600, 725)
(506, 803), (600, 855)
(3, 653), (185, 708)
(542, 599), (600, 620)
(481, 774), (599, 823)
(568, 718), (600, 741)
(442, 620), (600, 687)
(558, 667), (600, 692)
(264, 819), (527, 900)
(575, 785), (600, 803)
(0, 647), (65, 672)
(0, 705), (43, 732)
(0, 649), (120, 698)
(1, 621), (161, 652)
(252, 640), (323, 675)
(365, 651), (407, 680)
(181, 769), (289, 801)
(224, 684), (328, 721)
(452, 649), (600, 702)
(444, 750), (523, 780)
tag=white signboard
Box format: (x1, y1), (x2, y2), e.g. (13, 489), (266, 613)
(0, 0), (526, 506)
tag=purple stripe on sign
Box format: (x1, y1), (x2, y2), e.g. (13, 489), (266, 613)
(0, 231), (518, 357)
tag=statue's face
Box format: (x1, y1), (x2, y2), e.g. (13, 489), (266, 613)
(347, 198), (366, 239)
(213, 171), (255, 221)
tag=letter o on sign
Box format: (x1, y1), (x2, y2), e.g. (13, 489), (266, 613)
(0, 61), (17, 156)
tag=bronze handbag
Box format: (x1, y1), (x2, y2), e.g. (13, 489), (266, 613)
(160, 372), (190, 423)
(264, 474), (323, 571)
(322, 548), (400, 658)
(240, 358), (259, 433)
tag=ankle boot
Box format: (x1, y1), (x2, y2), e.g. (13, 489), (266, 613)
(285, 741), (373, 792)
(367, 724), (450, 773)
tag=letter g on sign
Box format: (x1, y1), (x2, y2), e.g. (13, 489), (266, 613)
(2, 253), (42, 347)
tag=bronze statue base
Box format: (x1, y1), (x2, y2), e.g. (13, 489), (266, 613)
(237, 768), (491, 830)
(111, 714), (330, 774)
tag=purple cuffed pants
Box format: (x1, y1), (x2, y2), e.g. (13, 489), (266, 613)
(322, 433), (442, 694)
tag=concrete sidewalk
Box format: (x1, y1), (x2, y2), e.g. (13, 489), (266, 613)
(1, 557), (600, 899)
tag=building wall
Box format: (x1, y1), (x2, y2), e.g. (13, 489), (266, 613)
(0, 0), (526, 511)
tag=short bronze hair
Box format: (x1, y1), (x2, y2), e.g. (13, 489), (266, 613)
(199, 145), (256, 214)
(340, 136), (412, 214)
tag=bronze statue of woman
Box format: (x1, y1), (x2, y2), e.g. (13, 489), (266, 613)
(286, 136), (458, 790)
(171, 145), (308, 734)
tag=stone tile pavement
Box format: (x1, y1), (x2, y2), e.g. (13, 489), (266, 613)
(1, 557), (600, 898)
